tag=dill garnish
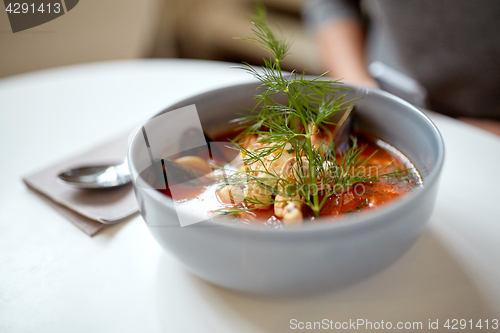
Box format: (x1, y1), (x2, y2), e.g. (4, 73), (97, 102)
(216, 5), (406, 219)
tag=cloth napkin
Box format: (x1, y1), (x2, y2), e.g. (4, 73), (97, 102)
(22, 131), (138, 236)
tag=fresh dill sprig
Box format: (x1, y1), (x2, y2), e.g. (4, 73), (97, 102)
(235, 4), (290, 64)
(216, 5), (407, 218)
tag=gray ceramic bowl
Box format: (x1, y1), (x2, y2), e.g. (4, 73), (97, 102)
(128, 81), (444, 295)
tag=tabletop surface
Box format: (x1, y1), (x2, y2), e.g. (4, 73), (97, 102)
(1, 59), (500, 333)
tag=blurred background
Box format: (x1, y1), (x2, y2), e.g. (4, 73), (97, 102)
(0, 0), (320, 78)
(1, 0), (499, 135)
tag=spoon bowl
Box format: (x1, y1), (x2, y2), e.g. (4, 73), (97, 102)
(57, 162), (131, 189)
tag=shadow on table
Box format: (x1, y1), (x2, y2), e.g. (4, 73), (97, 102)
(155, 227), (496, 332)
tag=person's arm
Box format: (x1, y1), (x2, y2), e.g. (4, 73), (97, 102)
(303, 0), (377, 87)
(315, 19), (377, 87)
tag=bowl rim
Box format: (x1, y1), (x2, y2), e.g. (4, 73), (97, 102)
(127, 81), (445, 235)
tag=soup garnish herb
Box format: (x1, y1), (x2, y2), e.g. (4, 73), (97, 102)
(214, 5), (408, 224)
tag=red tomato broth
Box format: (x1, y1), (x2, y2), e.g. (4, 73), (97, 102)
(157, 132), (422, 226)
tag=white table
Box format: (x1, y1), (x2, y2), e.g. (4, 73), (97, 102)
(1, 59), (500, 333)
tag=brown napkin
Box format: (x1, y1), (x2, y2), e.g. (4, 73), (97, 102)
(23, 131), (138, 236)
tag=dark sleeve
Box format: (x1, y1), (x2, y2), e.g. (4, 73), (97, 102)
(302, 0), (363, 32)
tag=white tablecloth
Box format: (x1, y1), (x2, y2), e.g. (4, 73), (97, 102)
(1, 59), (500, 333)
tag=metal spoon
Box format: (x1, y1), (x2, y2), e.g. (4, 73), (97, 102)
(332, 105), (355, 151)
(57, 158), (216, 189)
(57, 130), (222, 189)
(57, 162), (131, 189)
